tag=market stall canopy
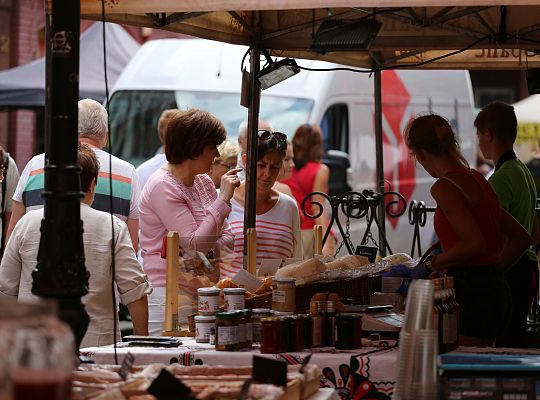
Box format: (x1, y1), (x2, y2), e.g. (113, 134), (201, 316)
(81, 1), (540, 70)
(514, 95), (540, 143)
(0, 22), (139, 109)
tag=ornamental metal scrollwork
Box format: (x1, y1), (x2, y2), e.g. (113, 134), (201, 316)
(408, 200), (436, 258)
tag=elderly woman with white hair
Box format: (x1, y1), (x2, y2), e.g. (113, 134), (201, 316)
(208, 140), (240, 189)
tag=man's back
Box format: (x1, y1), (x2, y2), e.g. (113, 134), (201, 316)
(0, 204), (151, 347)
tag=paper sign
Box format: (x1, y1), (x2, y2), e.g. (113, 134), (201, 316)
(252, 355), (287, 387)
(232, 269), (263, 293)
(355, 245), (378, 263)
(148, 368), (192, 400)
(257, 259), (282, 277)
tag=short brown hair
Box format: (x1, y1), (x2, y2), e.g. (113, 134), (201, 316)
(474, 101), (517, 145)
(157, 109), (177, 144)
(292, 123), (323, 169)
(78, 143), (100, 193)
(165, 109), (227, 164)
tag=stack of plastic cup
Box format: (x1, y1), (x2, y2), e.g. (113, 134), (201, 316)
(394, 280), (438, 400)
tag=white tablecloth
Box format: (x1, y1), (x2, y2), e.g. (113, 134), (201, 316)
(81, 339), (398, 399)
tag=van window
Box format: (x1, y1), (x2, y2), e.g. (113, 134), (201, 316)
(109, 90), (313, 166)
(321, 104), (349, 153)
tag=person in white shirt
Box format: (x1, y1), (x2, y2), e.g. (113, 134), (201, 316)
(137, 109), (177, 189)
(0, 144), (152, 348)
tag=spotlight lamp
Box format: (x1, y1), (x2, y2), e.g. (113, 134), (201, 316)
(258, 58), (300, 90)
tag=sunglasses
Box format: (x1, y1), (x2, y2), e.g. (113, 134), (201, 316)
(212, 161), (236, 170)
(257, 130), (287, 143)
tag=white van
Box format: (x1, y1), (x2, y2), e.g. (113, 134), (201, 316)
(109, 39), (477, 255)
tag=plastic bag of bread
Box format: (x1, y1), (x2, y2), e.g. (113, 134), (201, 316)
(325, 255), (370, 270)
(274, 258), (325, 280)
(382, 253), (413, 267)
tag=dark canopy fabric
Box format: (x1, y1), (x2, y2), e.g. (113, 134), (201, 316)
(0, 22), (139, 108)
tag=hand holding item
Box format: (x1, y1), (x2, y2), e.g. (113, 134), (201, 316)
(219, 168), (242, 204)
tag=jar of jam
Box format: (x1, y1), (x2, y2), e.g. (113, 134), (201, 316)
(336, 314), (356, 350)
(242, 309), (253, 349)
(291, 315), (305, 351)
(215, 312), (237, 351)
(235, 310), (246, 349)
(251, 308), (272, 343)
(224, 287), (246, 311)
(272, 277), (296, 313)
(198, 287), (221, 315)
(260, 317), (284, 354)
(194, 315), (216, 343)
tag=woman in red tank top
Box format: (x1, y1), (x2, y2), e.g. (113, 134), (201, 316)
(405, 114), (532, 346)
(282, 124), (335, 257)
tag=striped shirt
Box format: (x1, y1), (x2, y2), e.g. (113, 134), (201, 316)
(221, 193), (301, 278)
(12, 149), (140, 221)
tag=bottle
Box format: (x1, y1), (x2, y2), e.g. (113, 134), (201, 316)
(324, 301), (336, 347)
(310, 301), (323, 348)
(445, 276), (459, 351)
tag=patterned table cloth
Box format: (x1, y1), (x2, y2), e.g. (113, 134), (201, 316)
(81, 339), (398, 399)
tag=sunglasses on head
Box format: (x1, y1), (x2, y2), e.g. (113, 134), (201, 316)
(257, 130), (287, 143)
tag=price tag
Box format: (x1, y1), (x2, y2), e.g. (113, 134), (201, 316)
(252, 355), (287, 387)
(257, 258), (281, 277)
(232, 269), (263, 293)
(118, 352), (134, 381)
(355, 245), (378, 263)
(148, 368), (193, 400)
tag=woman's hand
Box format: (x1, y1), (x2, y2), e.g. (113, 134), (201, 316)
(219, 168), (242, 204)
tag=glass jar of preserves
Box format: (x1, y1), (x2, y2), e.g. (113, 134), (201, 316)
(235, 310), (246, 349)
(251, 308), (272, 343)
(260, 317), (284, 354)
(224, 287), (246, 311)
(243, 309), (253, 349)
(215, 312), (237, 351)
(194, 315), (216, 343)
(272, 277), (296, 313)
(336, 314), (356, 350)
(198, 287), (221, 315)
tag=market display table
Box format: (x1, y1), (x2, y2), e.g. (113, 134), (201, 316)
(81, 339), (398, 399)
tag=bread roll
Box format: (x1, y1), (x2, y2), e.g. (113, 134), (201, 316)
(382, 253), (412, 266)
(325, 255), (370, 270)
(274, 258), (325, 280)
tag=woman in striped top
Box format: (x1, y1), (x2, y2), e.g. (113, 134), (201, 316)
(222, 130), (301, 278)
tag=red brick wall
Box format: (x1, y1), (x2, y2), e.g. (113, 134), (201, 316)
(6, 0), (43, 170)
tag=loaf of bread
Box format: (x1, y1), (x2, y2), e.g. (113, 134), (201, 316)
(382, 253), (412, 266)
(325, 255), (370, 270)
(274, 258), (325, 280)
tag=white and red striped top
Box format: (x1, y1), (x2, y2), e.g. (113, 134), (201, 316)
(221, 193), (301, 278)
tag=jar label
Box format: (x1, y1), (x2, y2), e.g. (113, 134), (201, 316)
(224, 294), (245, 311)
(236, 324), (246, 343)
(272, 290), (286, 303)
(195, 322), (213, 342)
(198, 295), (220, 313)
(217, 326), (236, 345)
(245, 322), (253, 342)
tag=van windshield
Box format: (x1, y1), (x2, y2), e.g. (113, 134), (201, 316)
(109, 90), (313, 166)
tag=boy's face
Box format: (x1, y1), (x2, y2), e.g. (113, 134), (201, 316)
(476, 128), (493, 161)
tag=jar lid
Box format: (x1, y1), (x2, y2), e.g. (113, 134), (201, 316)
(273, 311), (294, 316)
(260, 316), (278, 322)
(195, 315), (216, 322)
(274, 277), (296, 283)
(252, 308), (272, 314)
(216, 311), (237, 320)
(198, 287), (221, 295)
(223, 287), (246, 294)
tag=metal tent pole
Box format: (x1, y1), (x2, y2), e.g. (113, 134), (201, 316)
(374, 69), (387, 257)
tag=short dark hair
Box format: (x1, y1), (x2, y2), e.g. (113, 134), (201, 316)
(78, 143), (100, 193)
(474, 101), (517, 145)
(292, 123), (323, 169)
(165, 109), (227, 164)
(257, 132), (287, 161)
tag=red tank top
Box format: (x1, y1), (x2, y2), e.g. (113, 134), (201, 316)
(282, 161), (322, 230)
(434, 168), (502, 265)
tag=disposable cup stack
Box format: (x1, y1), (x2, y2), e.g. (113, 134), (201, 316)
(394, 280), (438, 400)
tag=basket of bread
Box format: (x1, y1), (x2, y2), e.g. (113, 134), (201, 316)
(274, 253), (412, 312)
